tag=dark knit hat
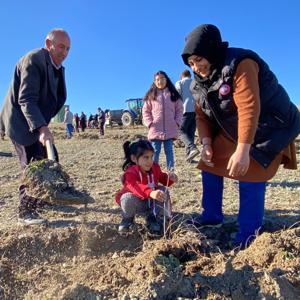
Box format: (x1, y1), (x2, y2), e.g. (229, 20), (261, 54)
(182, 24), (228, 66)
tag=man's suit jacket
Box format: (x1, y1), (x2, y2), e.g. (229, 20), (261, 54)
(0, 48), (67, 146)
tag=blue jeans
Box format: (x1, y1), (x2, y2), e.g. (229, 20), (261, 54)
(201, 171), (266, 246)
(151, 139), (174, 170)
(66, 124), (74, 138)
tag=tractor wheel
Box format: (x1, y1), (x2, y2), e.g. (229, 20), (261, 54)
(121, 112), (133, 126)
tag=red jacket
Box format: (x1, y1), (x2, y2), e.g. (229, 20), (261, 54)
(115, 163), (174, 205)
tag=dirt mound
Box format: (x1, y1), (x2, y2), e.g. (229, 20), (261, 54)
(0, 225), (201, 299)
(0, 224), (143, 299)
(1, 125), (299, 299)
(232, 227), (300, 299)
(0, 222), (299, 299)
(22, 160), (94, 205)
(183, 227), (300, 299)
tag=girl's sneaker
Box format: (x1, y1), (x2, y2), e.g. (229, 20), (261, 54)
(118, 217), (134, 232)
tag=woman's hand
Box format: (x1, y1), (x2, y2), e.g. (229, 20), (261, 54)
(201, 144), (214, 167)
(168, 172), (178, 183)
(150, 190), (167, 202)
(227, 143), (251, 177)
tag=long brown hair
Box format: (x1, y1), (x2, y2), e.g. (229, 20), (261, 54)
(143, 71), (181, 102)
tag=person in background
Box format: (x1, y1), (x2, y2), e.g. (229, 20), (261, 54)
(142, 71), (183, 170)
(88, 114), (94, 128)
(73, 113), (80, 133)
(79, 112), (87, 132)
(63, 106), (74, 139)
(0, 28), (71, 225)
(115, 139), (178, 233)
(182, 24), (300, 248)
(97, 107), (106, 136)
(175, 70), (199, 162)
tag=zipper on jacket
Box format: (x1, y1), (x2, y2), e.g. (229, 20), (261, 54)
(205, 92), (236, 143)
(162, 91), (166, 136)
(139, 170), (157, 216)
(273, 115), (285, 124)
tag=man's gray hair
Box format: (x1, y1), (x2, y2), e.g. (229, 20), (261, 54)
(45, 28), (69, 42)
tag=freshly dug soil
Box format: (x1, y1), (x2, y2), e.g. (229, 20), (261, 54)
(0, 124), (299, 299)
(22, 159), (94, 205)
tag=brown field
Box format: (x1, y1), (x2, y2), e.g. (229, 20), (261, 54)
(0, 124), (299, 299)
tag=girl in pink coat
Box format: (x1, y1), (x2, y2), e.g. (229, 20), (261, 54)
(142, 71), (183, 170)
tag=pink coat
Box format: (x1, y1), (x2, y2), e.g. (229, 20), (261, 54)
(142, 89), (183, 140)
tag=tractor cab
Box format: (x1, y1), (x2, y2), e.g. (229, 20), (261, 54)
(121, 98), (144, 126)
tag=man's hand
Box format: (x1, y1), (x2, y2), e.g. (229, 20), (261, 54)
(38, 126), (54, 145)
(150, 190), (167, 202)
(227, 143), (251, 177)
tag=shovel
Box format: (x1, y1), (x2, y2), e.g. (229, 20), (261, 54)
(45, 140), (56, 161)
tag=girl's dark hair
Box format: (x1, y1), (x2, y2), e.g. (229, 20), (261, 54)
(143, 70), (181, 102)
(122, 139), (154, 171)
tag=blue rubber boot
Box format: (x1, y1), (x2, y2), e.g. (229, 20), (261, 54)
(235, 181), (266, 248)
(201, 171), (224, 224)
(188, 171), (224, 228)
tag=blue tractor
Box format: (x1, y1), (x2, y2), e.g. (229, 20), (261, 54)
(121, 98), (144, 126)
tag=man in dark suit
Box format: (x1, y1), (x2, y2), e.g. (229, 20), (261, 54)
(0, 28), (71, 225)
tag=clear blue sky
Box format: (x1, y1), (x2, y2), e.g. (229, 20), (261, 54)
(0, 0), (299, 115)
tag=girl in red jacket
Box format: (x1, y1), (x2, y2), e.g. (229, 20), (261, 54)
(115, 139), (178, 233)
